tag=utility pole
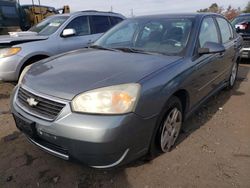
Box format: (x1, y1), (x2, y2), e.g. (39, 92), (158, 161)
(110, 6), (113, 12)
(130, 9), (134, 17)
(38, 0), (43, 20)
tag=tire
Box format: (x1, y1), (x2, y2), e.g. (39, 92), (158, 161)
(227, 62), (238, 89)
(149, 96), (183, 156)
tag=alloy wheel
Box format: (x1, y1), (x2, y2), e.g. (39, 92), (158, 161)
(230, 63), (237, 87)
(160, 107), (182, 152)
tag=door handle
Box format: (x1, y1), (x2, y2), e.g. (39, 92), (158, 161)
(218, 52), (225, 58)
(233, 40), (239, 49)
(87, 40), (93, 46)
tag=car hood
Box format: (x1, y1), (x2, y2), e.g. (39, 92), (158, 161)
(0, 34), (48, 45)
(23, 49), (182, 100)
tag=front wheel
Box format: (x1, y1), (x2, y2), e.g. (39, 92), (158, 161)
(150, 96), (183, 155)
(160, 107), (182, 152)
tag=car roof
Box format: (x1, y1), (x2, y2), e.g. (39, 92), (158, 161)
(237, 13), (250, 17)
(25, 10), (125, 19)
(132, 13), (223, 20)
(69, 10), (126, 19)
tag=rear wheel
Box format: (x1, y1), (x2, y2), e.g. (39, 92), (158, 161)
(227, 62), (238, 89)
(150, 96), (183, 155)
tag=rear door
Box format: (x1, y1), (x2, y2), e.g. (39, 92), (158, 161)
(58, 16), (93, 52)
(215, 16), (236, 81)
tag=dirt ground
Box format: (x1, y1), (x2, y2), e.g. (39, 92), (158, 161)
(0, 63), (250, 188)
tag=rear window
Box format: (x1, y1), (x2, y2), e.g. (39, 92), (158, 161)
(1, 6), (18, 18)
(232, 16), (250, 27)
(90, 16), (111, 34)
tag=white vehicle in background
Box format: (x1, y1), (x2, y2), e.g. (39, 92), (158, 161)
(232, 13), (250, 59)
(0, 11), (125, 81)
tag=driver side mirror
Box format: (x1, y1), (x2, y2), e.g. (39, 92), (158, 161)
(62, 28), (76, 37)
(198, 42), (225, 55)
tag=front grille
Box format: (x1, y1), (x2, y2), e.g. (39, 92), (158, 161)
(242, 40), (250, 48)
(17, 87), (66, 121)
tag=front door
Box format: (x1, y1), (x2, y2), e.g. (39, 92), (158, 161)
(189, 16), (226, 107)
(58, 16), (94, 53)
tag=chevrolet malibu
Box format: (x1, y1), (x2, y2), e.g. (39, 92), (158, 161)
(11, 13), (241, 168)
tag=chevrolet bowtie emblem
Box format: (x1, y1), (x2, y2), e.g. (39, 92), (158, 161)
(27, 97), (39, 107)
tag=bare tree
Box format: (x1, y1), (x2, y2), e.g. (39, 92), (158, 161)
(197, 3), (223, 14)
(243, 1), (250, 13)
(197, 3), (242, 20)
(224, 5), (241, 20)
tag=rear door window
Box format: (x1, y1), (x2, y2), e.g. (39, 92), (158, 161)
(228, 22), (234, 38)
(199, 17), (219, 47)
(90, 15), (111, 34)
(216, 17), (233, 43)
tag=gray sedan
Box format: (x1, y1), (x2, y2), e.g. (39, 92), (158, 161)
(11, 13), (241, 168)
(0, 11), (125, 81)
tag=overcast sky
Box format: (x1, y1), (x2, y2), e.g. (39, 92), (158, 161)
(19, 0), (248, 16)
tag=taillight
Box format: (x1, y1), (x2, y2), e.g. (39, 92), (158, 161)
(239, 22), (249, 30)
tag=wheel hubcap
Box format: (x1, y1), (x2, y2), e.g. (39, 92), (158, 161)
(160, 108), (182, 152)
(230, 63), (237, 86)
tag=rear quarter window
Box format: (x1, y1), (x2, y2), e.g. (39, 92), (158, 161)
(110, 16), (123, 26)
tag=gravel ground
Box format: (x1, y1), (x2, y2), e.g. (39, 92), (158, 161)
(0, 63), (250, 188)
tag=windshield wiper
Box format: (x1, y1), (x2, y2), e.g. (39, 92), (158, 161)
(114, 47), (162, 55)
(89, 45), (118, 52)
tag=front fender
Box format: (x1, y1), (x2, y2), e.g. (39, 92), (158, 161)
(135, 58), (191, 118)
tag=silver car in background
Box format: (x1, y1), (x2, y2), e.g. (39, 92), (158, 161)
(0, 11), (125, 81)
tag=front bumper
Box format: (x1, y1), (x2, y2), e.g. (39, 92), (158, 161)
(240, 48), (250, 59)
(11, 86), (157, 168)
(0, 55), (23, 81)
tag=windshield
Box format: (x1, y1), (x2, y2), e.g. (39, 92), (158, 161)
(232, 16), (250, 27)
(29, 16), (69, 35)
(94, 18), (194, 56)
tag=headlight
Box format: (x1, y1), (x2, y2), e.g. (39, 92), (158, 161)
(72, 83), (141, 114)
(0, 47), (21, 58)
(18, 65), (32, 85)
